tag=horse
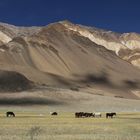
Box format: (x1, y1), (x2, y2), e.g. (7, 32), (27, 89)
(6, 112), (15, 117)
(75, 112), (79, 118)
(75, 112), (84, 118)
(84, 113), (94, 118)
(106, 112), (116, 118)
(75, 112), (94, 118)
(94, 112), (102, 118)
(50, 112), (58, 115)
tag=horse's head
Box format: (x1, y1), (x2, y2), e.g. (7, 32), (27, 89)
(113, 112), (116, 116)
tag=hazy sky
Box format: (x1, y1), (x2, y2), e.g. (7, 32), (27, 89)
(0, 0), (140, 33)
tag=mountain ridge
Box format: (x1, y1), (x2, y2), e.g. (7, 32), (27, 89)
(0, 20), (140, 99)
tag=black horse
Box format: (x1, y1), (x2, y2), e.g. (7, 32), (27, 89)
(51, 112), (58, 115)
(6, 112), (15, 117)
(75, 112), (94, 118)
(106, 112), (116, 118)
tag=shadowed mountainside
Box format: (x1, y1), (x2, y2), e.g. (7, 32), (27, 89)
(0, 70), (33, 92)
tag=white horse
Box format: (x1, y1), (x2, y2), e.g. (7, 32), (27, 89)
(94, 112), (102, 118)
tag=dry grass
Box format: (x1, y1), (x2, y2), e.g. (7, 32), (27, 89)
(0, 111), (139, 140)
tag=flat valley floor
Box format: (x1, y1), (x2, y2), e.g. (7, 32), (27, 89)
(0, 89), (139, 140)
(0, 111), (139, 140)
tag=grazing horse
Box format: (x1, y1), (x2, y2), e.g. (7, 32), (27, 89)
(84, 113), (94, 118)
(50, 112), (58, 115)
(6, 112), (15, 117)
(75, 112), (84, 118)
(75, 112), (94, 118)
(106, 112), (116, 118)
(94, 112), (102, 118)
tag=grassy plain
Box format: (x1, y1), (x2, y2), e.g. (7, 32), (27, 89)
(0, 111), (139, 140)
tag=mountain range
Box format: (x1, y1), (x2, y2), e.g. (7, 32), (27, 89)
(0, 20), (140, 100)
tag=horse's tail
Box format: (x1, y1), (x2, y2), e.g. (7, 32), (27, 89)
(6, 112), (8, 117)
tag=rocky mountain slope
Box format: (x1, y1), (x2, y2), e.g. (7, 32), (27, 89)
(61, 21), (140, 68)
(0, 20), (140, 99)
